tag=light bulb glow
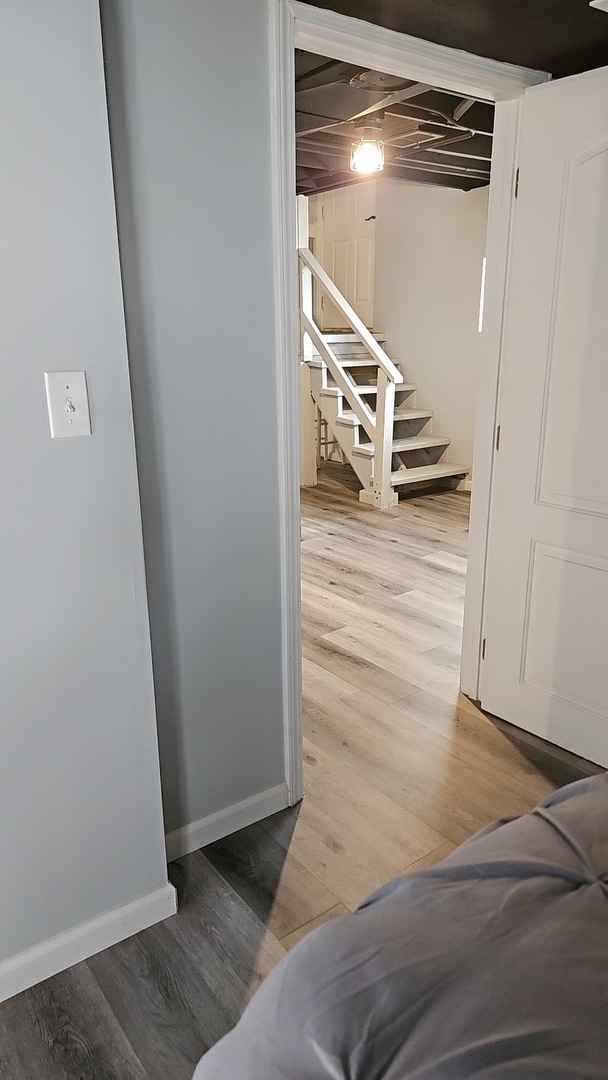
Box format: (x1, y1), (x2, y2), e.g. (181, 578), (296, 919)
(350, 137), (384, 174)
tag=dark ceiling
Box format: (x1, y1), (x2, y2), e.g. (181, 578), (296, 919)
(309, 0), (608, 79)
(296, 54), (494, 195)
(295, 1), (608, 195)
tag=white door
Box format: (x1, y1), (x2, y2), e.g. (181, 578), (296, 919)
(314, 182), (376, 329)
(479, 67), (608, 766)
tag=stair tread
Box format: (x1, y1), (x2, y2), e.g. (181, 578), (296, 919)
(353, 435), (450, 457)
(391, 463), (468, 486)
(343, 358), (393, 368)
(316, 332), (386, 342)
(356, 383), (417, 394)
(354, 434), (449, 460)
(340, 408), (431, 423)
(330, 408), (436, 425)
(394, 407), (433, 420)
(392, 435), (450, 451)
(336, 408), (433, 428)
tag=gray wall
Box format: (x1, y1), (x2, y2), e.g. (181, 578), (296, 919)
(0, 0), (169, 960)
(101, 0), (286, 834)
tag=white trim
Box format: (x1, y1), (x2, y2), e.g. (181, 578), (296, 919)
(165, 783), (290, 863)
(460, 97), (522, 697)
(269, 0), (304, 805)
(289, 1), (549, 102)
(273, 0), (549, 776)
(0, 883), (177, 1004)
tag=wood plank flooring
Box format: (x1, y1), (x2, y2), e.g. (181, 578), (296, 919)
(0, 460), (601, 1079)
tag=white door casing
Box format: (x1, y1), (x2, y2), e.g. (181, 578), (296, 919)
(313, 183), (376, 329)
(269, 0), (549, 804)
(479, 66), (608, 766)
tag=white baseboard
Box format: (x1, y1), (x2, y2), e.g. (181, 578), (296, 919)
(0, 882), (177, 1004)
(165, 782), (290, 863)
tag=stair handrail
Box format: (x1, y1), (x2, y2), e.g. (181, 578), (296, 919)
(298, 246), (403, 385)
(301, 312), (377, 442)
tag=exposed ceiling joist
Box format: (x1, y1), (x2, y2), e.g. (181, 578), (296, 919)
(295, 51), (495, 195)
(453, 97), (477, 122)
(348, 82), (433, 121)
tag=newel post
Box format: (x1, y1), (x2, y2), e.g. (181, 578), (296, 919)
(373, 369), (396, 508)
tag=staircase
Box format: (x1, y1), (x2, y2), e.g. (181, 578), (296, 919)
(298, 240), (469, 509)
(309, 332), (468, 506)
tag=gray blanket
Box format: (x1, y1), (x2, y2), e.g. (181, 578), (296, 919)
(193, 774), (608, 1078)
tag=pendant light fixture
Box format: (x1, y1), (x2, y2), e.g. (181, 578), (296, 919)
(350, 119), (385, 175)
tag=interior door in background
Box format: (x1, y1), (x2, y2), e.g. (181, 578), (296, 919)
(479, 66), (608, 766)
(313, 182), (376, 330)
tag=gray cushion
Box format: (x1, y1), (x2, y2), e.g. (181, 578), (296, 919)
(193, 773), (608, 1079)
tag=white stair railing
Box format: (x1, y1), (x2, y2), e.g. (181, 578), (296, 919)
(298, 245), (402, 509)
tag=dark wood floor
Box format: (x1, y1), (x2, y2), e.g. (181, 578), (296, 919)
(0, 462), (600, 1079)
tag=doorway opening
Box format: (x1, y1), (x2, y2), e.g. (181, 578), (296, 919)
(269, 0), (550, 808)
(296, 46), (506, 863)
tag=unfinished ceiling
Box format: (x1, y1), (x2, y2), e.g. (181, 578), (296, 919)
(295, 0), (608, 196)
(307, 1), (608, 79)
(296, 51), (493, 195)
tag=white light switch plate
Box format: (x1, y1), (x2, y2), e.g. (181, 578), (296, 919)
(44, 371), (92, 439)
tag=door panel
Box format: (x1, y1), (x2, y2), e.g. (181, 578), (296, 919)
(521, 544), (608, 718)
(479, 67), (608, 766)
(354, 236), (374, 310)
(315, 183), (376, 329)
(332, 239), (349, 299)
(538, 138), (608, 517)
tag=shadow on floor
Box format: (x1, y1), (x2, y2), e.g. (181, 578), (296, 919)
(487, 714), (604, 789)
(0, 806), (302, 1080)
(168, 803), (302, 958)
(191, 806), (302, 933)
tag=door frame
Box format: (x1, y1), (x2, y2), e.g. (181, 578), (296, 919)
(269, 0), (550, 803)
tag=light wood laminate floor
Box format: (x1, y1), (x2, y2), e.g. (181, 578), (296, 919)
(0, 462), (600, 1079)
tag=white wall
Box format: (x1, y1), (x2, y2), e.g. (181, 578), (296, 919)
(101, 0), (287, 842)
(374, 180), (489, 474)
(0, 0), (171, 984)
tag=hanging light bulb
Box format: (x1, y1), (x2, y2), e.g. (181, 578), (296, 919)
(350, 122), (385, 174)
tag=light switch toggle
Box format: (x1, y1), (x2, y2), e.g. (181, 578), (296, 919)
(44, 371), (92, 439)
